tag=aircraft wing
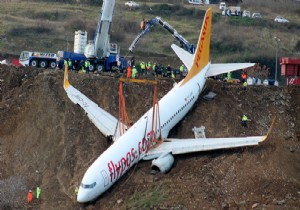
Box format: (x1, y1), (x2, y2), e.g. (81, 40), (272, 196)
(63, 68), (126, 141)
(171, 44), (193, 70)
(143, 136), (266, 160)
(206, 63), (255, 77)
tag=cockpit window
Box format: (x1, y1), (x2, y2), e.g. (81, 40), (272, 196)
(80, 182), (96, 189)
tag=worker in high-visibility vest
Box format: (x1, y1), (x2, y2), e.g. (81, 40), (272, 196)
(132, 65), (137, 78)
(27, 190), (33, 203)
(167, 64), (172, 78)
(171, 71), (175, 79)
(36, 186), (41, 200)
(241, 71), (247, 83)
(179, 64), (184, 78)
(68, 59), (73, 71)
(227, 71), (231, 81)
(243, 81), (248, 91)
(127, 65), (132, 78)
(242, 115), (248, 127)
(152, 63), (156, 76)
(85, 60), (90, 74)
(64, 59), (68, 70)
(140, 62), (145, 75)
(146, 61), (151, 75)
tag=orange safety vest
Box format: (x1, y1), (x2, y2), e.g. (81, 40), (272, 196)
(241, 73), (247, 79)
(27, 191), (33, 203)
(127, 67), (132, 78)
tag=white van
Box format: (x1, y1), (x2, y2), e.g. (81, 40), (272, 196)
(219, 2), (226, 10)
(242, 10), (251, 17)
(188, 0), (210, 5)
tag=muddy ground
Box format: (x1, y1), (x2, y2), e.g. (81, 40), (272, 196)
(0, 65), (299, 210)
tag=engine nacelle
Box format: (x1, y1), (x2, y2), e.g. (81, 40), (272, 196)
(151, 152), (174, 173)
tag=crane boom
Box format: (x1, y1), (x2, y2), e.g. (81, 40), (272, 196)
(85, 0), (115, 59)
(129, 17), (195, 54)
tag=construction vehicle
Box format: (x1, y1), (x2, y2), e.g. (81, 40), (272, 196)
(129, 17), (195, 54)
(19, 50), (86, 70)
(19, 51), (58, 69)
(84, 0), (127, 72)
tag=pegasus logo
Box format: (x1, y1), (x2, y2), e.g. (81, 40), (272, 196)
(195, 15), (210, 68)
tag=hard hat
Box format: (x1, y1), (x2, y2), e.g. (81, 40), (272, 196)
(29, 190), (32, 192)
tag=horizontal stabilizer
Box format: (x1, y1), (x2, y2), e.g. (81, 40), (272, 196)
(143, 136), (266, 160)
(171, 44), (193, 70)
(206, 63), (255, 77)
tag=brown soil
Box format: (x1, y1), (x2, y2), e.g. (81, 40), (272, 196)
(0, 65), (299, 210)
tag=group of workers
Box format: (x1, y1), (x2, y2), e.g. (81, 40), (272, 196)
(126, 62), (187, 79)
(64, 58), (91, 74)
(27, 186), (41, 204)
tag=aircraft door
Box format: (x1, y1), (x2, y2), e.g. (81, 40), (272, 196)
(101, 170), (109, 187)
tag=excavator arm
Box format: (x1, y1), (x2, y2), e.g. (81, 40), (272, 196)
(129, 17), (195, 54)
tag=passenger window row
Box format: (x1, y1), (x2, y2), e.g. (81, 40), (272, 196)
(161, 95), (195, 129)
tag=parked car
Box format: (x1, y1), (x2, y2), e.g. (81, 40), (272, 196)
(125, 1), (140, 9)
(274, 16), (289, 23)
(242, 10), (251, 17)
(252, 13), (262, 18)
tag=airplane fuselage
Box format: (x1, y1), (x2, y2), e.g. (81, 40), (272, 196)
(77, 64), (209, 202)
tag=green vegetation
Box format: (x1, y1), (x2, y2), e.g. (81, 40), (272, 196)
(144, 3), (205, 18)
(0, 0), (299, 72)
(126, 185), (168, 209)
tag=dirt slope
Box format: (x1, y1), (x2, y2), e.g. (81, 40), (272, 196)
(0, 65), (299, 210)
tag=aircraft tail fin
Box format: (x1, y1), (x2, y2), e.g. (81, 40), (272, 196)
(180, 7), (212, 86)
(63, 64), (70, 89)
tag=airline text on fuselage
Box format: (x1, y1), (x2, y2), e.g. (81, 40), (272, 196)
(195, 15), (210, 68)
(107, 130), (156, 182)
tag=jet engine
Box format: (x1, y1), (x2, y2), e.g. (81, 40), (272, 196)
(151, 152), (174, 173)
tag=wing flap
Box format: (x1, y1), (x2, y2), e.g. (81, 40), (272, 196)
(206, 63), (255, 77)
(143, 136), (266, 160)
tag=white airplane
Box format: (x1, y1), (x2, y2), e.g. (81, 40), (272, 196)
(63, 8), (268, 203)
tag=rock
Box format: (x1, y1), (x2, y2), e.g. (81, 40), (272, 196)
(150, 170), (157, 175)
(117, 199), (123, 204)
(252, 203), (259, 208)
(285, 194), (293, 200)
(221, 202), (229, 209)
(276, 199), (286, 205)
(289, 147), (295, 153)
(238, 200), (246, 205)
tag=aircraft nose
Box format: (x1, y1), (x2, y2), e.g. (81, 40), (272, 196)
(77, 190), (89, 203)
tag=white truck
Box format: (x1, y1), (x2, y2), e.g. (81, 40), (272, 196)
(19, 51), (57, 68)
(222, 6), (241, 16)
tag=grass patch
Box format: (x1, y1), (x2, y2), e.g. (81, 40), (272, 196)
(226, 17), (267, 27)
(143, 4), (205, 18)
(126, 185), (168, 209)
(21, 10), (69, 21)
(211, 40), (245, 54)
(7, 24), (53, 37)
